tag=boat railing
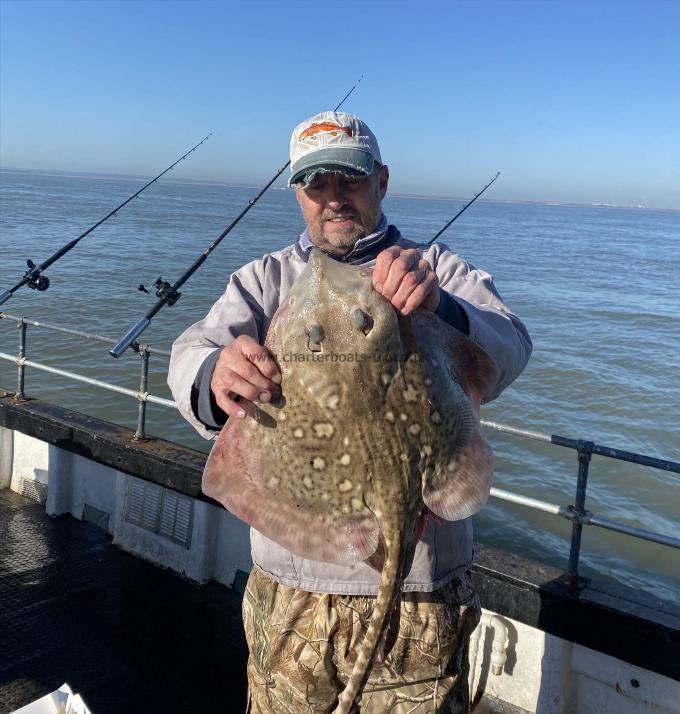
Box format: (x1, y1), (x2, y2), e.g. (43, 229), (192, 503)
(1, 310), (679, 584)
(0, 311), (176, 441)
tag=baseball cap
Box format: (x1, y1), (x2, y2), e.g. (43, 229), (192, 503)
(288, 111), (383, 188)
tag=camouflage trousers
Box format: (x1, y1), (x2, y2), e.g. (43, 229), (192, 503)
(243, 568), (481, 713)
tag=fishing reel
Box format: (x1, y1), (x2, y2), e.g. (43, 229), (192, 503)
(24, 260), (50, 292)
(137, 276), (181, 306)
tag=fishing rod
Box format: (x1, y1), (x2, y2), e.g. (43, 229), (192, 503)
(427, 171), (500, 245)
(0, 134), (212, 307)
(109, 77), (364, 359)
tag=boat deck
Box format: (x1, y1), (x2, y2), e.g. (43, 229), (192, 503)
(0, 488), (249, 713)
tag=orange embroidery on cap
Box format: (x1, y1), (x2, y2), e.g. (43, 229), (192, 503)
(299, 122), (352, 140)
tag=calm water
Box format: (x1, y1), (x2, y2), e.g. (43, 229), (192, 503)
(1, 170), (678, 604)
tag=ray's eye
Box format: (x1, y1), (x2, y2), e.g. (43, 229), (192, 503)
(352, 308), (373, 335)
(308, 322), (325, 352)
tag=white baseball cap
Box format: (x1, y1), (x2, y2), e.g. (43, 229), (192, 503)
(288, 111), (383, 188)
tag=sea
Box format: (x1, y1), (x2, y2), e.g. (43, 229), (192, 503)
(1, 169), (678, 605)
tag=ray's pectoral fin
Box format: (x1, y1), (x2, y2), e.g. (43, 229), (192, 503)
(412, 310), (501, 408)
(445, 332), (501, 409)
(421, 424), (495, 522)
(202, 414), (380, 567)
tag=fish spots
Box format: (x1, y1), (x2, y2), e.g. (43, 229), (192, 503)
(408, 423), (421, 435)
(338, 479), (353, 492)
(403, 384), (418, 403)
(312, 457), (326, 470)
(351, 498), (363, 511)
(421, 444), (432, 457)
(424, 377), (433, 386)
(313, 422), (334, 439)
(431, 410), (442, 424)
(327, 394), (340, 410)
(277, 411), (287, 422)
(381, 373), (391, 386)
(303, 475), (314, 489)
(399, 413), (408, 423)
(267, 476), (279, 489)
(293, 428), (305, 438)
(385, 411), (395, 423)
(400, 453), (409, 462)
(343, 436), (351, 447)
(340, 453), (351, 466)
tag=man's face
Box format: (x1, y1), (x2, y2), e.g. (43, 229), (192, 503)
(294, 165), (389, 256)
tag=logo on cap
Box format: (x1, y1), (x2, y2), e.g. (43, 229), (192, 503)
(299, 122), (353, 141)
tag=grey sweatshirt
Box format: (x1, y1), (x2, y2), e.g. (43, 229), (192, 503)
(168, 223), (532, 595)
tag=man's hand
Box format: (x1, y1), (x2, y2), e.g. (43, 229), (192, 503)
(211, 335), (281, 419)
(372, 246), (440, 315)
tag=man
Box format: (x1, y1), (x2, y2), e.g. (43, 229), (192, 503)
(168, 111), (532, 712)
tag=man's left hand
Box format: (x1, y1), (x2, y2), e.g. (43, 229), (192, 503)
(372, 246), (440, 315)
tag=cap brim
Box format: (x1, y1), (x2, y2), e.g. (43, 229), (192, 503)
(289, 148), (375, 187)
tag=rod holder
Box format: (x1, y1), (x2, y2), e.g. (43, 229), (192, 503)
(109, 317), (150, 359)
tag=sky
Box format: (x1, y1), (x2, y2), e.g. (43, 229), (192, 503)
(0, 0), (679, 209)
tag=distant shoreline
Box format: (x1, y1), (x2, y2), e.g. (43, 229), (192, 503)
(2, 166), (678, 214)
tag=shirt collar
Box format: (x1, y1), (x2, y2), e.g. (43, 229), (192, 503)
(297, 214), (390, 263)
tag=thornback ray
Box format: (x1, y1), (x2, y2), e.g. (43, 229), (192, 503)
(202, 248), (499, 713)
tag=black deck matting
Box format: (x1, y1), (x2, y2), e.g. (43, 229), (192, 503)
(0, 488), (248, 714)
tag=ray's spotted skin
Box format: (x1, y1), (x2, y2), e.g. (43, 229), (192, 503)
(202, 249), (499, 713)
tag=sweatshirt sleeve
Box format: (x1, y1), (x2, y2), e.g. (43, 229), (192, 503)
(434, 289), (470, 335)
(426, 242), (533, 402)
(167, 261), (267, 439)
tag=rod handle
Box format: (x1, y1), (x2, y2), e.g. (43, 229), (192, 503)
(109, 317), (150, 358)
(0, 290), (12, 307)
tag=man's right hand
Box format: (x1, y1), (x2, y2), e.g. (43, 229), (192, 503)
(210, 335), (281, 419)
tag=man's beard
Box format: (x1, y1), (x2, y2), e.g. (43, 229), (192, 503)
(308, 211), (378, 256)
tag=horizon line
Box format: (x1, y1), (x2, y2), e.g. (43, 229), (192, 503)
(1, 166), (678, 214)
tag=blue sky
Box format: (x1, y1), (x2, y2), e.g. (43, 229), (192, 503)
(1, 0), (678, 209)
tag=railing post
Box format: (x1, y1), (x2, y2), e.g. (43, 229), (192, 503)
(565, 440), (594, 583)
(17, 319), (27, 398)
(134, 347), (150, 440)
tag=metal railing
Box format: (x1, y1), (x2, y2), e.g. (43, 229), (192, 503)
(482, 421), (680, 582)
(1, 311), (679, 584)
(0, 312), (175, 440)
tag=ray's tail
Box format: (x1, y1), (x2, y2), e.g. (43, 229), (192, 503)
(333, 539), (403, 714)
